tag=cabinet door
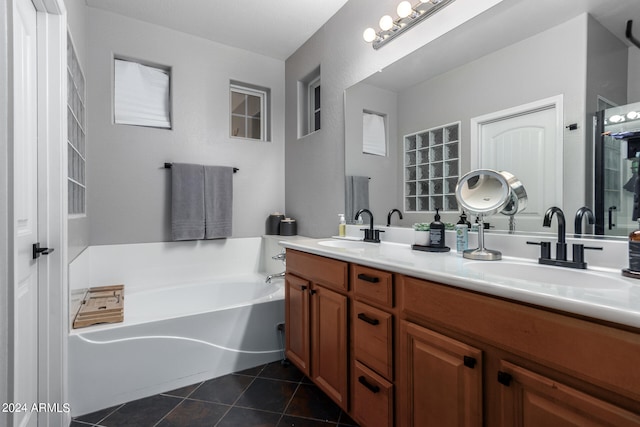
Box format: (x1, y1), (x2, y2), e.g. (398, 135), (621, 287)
(311, 285), (348, 410)
(285, 274), (310, 376)
(399, 321), (482, 427)
(498, 361), (640, 427)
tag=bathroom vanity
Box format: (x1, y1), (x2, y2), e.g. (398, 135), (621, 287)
(282, 239), (640, 427)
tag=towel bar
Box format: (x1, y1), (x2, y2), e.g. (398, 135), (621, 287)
(164, 163), (238, 173)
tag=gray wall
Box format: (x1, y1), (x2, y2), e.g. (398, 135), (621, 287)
(0, 0), (10, 421)
(285, 0), (504, 237)
(87, 8), (286, 245)
(630, 48), (640, 102)
(344, 82), (398, 223)
(65, 0), (90, 261)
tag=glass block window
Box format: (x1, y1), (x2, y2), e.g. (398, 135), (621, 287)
(67, 33), (86, 216)
(404, 122), (460, 213)
(230, 84), (267, 141)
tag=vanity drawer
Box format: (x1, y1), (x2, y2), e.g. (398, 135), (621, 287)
(353, 301), (393, 379)
(352, 264), (393, 307)
(353, 361), (394, 427)
(286, 249), (348, 292)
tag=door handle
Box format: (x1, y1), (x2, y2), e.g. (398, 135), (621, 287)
(357, 313), (380, 325)
(357, 273), (380, 283)
(33, 243), (54, 259)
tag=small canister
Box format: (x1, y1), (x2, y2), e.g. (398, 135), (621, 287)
(266, 213), (285, 235)
(280, 218), (297, 236)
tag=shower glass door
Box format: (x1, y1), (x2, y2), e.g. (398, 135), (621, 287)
(595, 101), (640, 236)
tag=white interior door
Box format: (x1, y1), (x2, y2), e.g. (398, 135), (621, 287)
(473, 98), (562, 232)
(13, 0), (39, 425)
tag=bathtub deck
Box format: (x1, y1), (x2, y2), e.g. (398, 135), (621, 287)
(71, 361), (359, 427)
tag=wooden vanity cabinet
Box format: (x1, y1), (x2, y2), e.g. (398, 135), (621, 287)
(285, 250), (349, 410)
(286, 248), (640, 426)
(398, 320), (483, 427)
(399, 274), (640, 426)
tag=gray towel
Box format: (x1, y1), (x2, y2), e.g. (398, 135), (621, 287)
(171, 163), (205, 241)
(345, 175), (369, 224)
(204, 166), (233, 239)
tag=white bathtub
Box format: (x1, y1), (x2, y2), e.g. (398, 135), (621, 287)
(68, 238), (286, 416)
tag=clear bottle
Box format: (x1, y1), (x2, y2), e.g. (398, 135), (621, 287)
(629, 219), (640, 272)
(338, 214), (346, 237)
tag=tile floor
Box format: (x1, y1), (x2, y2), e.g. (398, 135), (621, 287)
(71, 360), (359, 427)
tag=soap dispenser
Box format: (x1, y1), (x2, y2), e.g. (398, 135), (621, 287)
(429, 208), (445, 248)
(338, 214), (346, 237)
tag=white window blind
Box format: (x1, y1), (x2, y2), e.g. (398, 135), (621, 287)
(363, 112), (386, 156)
(114, 59), (171, 128)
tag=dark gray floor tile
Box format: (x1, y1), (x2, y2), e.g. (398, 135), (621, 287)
(278, 415), (337, 426)
(161, 382), (201, 398)
(74, 404), (121, 424)
(100, 394), (181, 427)
(189, 374), (253, 405)
(337, 410), (359, 426)
(285, 384), (341, 423)
(216, 406), (281, 427)
(236, 364), (266, 377)
(156, 399), (228, 427)
(259, 361), (305, 383)
(235, 378), (298, 413)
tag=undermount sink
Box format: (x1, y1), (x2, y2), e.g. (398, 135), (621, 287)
(464, 261), (629, 289)
(317, 239), (372, 249)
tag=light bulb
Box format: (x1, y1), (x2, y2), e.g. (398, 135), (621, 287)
(627, 111), (640, 120)
(609, 114), (625, 123)
(379, 15), (394, 31)
(397, 1), (413, 18)
(363, 27), (377, 43)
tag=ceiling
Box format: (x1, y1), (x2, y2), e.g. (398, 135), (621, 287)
(84, 0), (350, 61)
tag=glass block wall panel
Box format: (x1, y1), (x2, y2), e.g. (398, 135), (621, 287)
(67, 33), (86, 216)
(404, 121), (460, 213)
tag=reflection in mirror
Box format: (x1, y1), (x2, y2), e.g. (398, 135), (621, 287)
(344, 0), (640, 239)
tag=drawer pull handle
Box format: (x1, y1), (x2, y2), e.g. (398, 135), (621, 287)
(357, 273), (380, 283)
(358, 376), (380, 393)
(357, 313), (380, 325)
(497, 371), (512, 386)
(463, 356), (477, 369)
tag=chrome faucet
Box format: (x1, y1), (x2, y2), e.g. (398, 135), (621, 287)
(387, 208), (403, 227)
(574, 206), (595, 236)
(355, 208), (383, 243)
(265, 271), (285, 284)
(543, 206), (566, 261)
(528, 206), (601, 269)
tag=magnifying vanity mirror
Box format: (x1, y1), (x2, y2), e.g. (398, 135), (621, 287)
(344, 0), (639, 240)
(456, 170), (528, 260)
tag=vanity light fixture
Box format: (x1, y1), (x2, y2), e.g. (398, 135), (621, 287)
(363, 0), (455, 50)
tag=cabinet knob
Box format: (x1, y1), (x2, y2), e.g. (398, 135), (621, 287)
(310, 289), (317, 295)
(497, 371), (512, 386)
(357, 273), (380, 283)
(301, 285), (307, 291)
(358, 376), (380, 393)
(463, 356), (477, 369)
(357, 313), (380, 326)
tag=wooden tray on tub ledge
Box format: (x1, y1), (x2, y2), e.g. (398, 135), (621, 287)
(73, 284), (124, 329)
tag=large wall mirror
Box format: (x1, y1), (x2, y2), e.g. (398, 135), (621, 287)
(345, 0), (640, 237)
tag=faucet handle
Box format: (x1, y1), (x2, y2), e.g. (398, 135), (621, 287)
(527, 241), (551, 259)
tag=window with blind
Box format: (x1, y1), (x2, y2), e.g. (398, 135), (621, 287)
(114, 58), (171, 129)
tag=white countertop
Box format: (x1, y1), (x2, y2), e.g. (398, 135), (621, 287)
(280, 237), (640, 330)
